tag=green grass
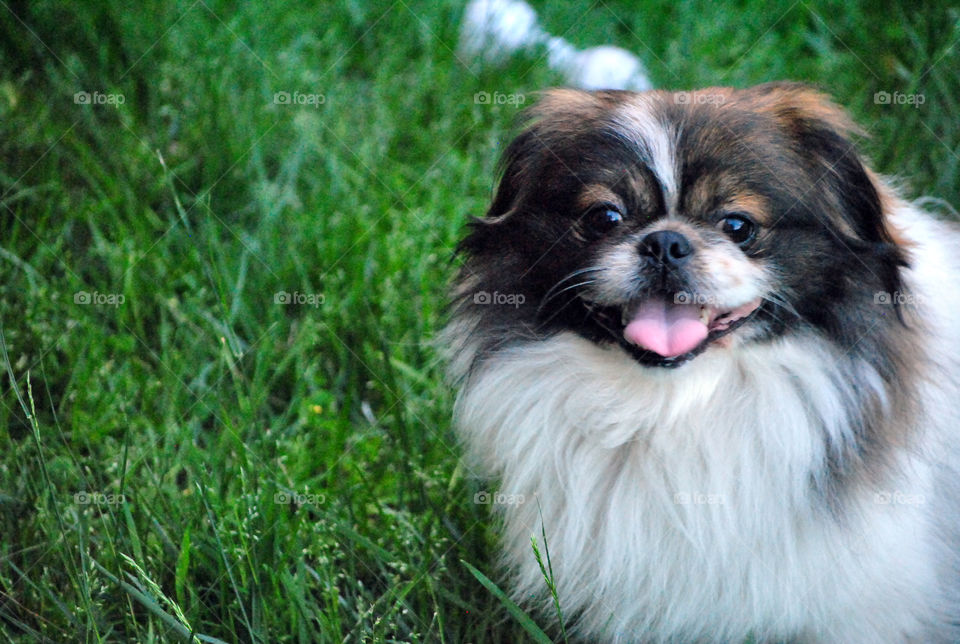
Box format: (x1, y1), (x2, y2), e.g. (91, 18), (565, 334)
(0, 1), (957, 641)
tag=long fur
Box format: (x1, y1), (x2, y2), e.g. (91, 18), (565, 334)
(446, 85), (960, 643)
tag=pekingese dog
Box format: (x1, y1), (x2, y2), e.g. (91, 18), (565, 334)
(445, 83), (960, 642)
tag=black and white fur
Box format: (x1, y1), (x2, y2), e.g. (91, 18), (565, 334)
(445, 84), (960, 642)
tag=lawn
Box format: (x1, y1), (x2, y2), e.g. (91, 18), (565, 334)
(1, 1), (958, 641)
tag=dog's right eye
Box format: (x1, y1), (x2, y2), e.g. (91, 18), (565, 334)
(583, 204), (623, 234)
(719, 213), (757, 247)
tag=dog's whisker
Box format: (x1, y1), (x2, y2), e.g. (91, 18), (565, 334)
(539, 266), (604, 300)
(536, 266), (603, 311)
(536, 279), (596, 317)
(537, 283), (602, 328)
(760, 292), (801, 323)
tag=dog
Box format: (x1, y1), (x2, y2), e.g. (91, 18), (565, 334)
(444, 83), (960, 642)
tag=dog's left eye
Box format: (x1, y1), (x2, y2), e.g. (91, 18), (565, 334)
(719, 214), (756, 246)
(584, 204), (623, 234)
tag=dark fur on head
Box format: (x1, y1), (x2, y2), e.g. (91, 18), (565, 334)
(454, 83), (912, 373)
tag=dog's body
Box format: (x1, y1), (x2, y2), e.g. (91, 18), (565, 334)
(446, 85), (960, 642)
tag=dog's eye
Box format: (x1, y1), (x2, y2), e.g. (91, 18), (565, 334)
(719, 214), (756, 246)
(584, 204), (623, 234)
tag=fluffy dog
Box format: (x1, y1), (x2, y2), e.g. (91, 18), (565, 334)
(445, 83), (960, 642)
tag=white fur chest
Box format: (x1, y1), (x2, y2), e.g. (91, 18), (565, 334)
(454, 333), (938, 642)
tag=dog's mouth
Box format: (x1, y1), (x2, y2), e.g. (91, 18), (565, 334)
(591, 296), (762, 368)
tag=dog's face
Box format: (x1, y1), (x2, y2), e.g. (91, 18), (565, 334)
(456, 84), (908, 369)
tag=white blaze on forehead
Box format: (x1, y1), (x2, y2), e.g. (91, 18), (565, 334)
(611, 96), (680, 215)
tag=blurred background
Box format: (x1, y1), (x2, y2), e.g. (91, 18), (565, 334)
(1, 1), (957, 641)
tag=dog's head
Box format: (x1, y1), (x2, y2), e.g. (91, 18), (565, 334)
(454, 83), (909, 369)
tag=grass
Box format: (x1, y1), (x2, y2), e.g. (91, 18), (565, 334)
(0, 1), (957, 641)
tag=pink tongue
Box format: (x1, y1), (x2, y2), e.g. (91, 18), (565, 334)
(623, 299), (708, 357)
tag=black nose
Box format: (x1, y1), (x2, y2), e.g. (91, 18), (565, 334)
(639, 230), (693, 266)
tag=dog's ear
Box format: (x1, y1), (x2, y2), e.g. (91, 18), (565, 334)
(741, 82), (903, 249)
(487, 126), (542, 222)
(457, 127), (536, 256)
(459, 89), (608, 256)
(741, 83), (911, 323)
